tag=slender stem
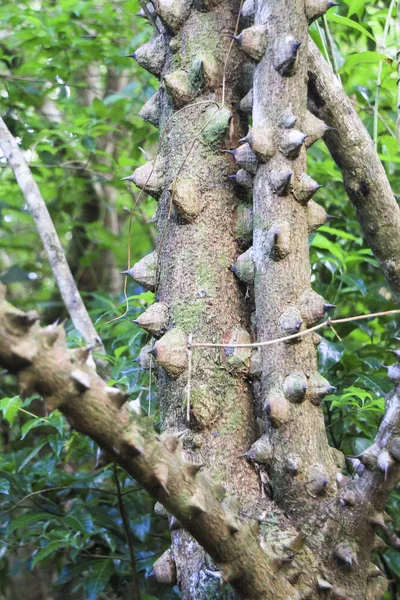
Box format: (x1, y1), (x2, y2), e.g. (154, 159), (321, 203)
(0, 117), (103, 350)
(322, 15), (341, 81)
(190, 309), (400, 349)
(1, 486), (119, 515)
(113, 464), (142, 600)
(316, 21), (334, 71)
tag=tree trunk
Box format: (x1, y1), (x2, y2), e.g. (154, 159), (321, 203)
(132, 2), (268, 597)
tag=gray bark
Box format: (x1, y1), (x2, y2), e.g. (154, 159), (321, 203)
(252, 1), (337, 517)
(130, 2), (271, 597)
(308, 39), (400, 302)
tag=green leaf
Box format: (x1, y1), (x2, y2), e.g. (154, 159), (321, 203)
(318, 339), (345, 372)
(32, 539), (66, 568)
(346, 0), (368, 17)
(20, 417), (49, 440)
(64, 509), (93, 535)
(84, 559), (114, 600)
(343, 51), (389, 71)
(114, 345), (128, 358)
(318, 226), (361, 243)
(327, 13), (375, 41)
(18, 440), (47, 472)
(0, 478), (10, 495)
(131, 514), (151, 542)
(7, 510), (52, 534)
(0, 396), (22, 426)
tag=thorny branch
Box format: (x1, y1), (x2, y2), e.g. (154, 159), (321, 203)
(0, 286), (294, 600)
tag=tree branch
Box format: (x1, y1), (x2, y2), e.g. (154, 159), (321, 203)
(0, 117), (103, 350)
(307, 39), (400, 302)
(0, 286), (295, 600)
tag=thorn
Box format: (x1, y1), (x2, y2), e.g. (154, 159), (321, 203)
(151, 548), (177, 585)
(287, 570), (302, 585)
(188, 489), (207, 515)
(340, 489), (357, 506)
(226, 514), (241, 534)
(368, 513), (385, 528)
(285, 534), (305, 552)
(183, 462), (203, 477)
(368, 563), (385, 578)
(272, 555), (294, 570)
(163, 433), (181, 453)
(317, 578), (333, 591)
(324, 302), (336, 311)
(154, 463), (170, 495)
(334, 541), (358, 568)
(377, 449), (394, 479)
(336, 473), (350, 489)
(169, 516), (182, 530)
(216, 562), (242, 583)
(106, 387), (129, 409)
(71, 369), (91, 392)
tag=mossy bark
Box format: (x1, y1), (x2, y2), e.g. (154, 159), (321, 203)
(136, 2), (270, 597)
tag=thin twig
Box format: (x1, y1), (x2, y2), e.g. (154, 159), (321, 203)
(99, 100), (219, 330)
(1, 486), (118, 515)
(221, 0), (244, 106)
(113, 464), (142, 600)
(189, 309), (400, 349)
(0, 117), (104, 350)
(316, 21), (334, 72)
(322, 15), (341, 81)
(154, 107), (221, 294)
(371, 520), (400, 550)
(138, 0), (161, 33)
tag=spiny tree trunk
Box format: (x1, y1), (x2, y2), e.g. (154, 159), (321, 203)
(2, 1), (400, 599)
(131, 2), (268, 596)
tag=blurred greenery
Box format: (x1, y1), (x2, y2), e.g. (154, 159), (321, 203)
(1, 0), (400, 597)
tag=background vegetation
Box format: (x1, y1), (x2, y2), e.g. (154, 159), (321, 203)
(0, 0), (399, 597)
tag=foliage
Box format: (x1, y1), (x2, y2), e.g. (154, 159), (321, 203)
(0, 0), (157, 307)
(1, 0), (400, 597)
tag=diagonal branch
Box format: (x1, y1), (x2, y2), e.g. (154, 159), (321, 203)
(307, 39), (400, 303)
(0, 117), (103, 350)
(0, 286), (295, 600)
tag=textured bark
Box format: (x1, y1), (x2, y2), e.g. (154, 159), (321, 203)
(127, 2), (400, 598)
(130, 2), (274, 597)
(0, 287), (294, 600)
(308, 39), (400, 302)
(252, 2), (337, 518)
